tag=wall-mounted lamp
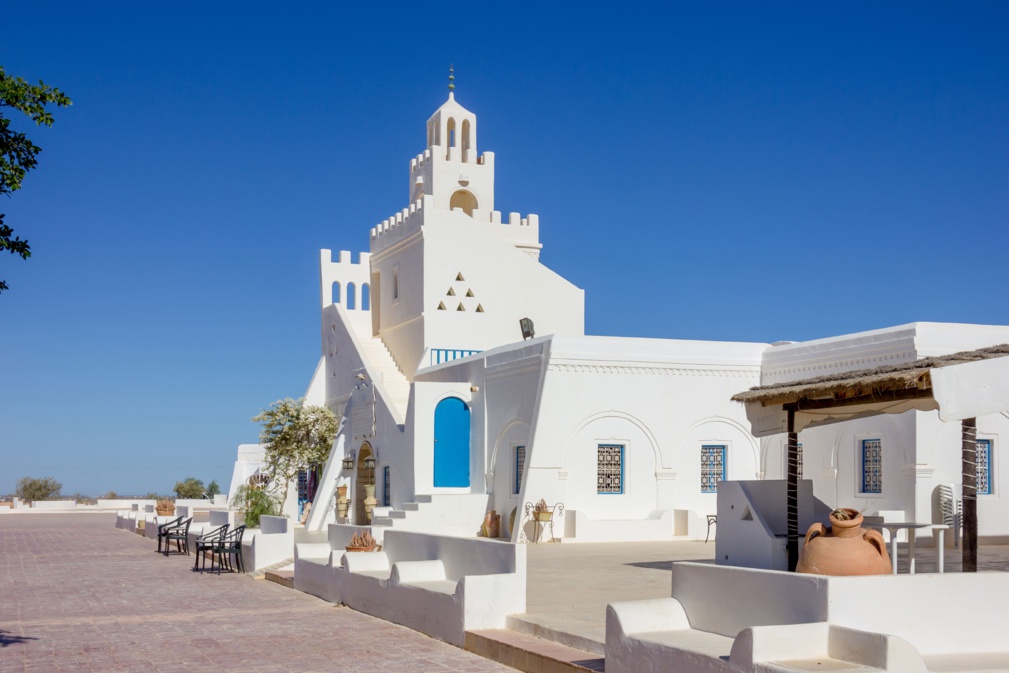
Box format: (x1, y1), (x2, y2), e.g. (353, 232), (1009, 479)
(470, 385), (480, 393)
(341, 451), (356, 471)
(519, 317), (535, 340)
(364, 456), (376, 471)
(355, 373), (367, 381)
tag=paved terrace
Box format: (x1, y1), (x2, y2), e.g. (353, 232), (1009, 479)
(0, 513), (514, 673)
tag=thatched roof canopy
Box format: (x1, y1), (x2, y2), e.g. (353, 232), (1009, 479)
(732, 344), (1009, 408)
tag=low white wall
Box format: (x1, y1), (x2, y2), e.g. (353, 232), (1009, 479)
(31, 500), (77, 511)
(564, 509), (672, 542)
(242, 515), (294, 571)
(98, 499), (156, 510)
(294, 526), (526, 646)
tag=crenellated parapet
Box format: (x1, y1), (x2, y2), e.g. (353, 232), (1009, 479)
(370, 194), (541, 256)
(319, 249), (372, 311)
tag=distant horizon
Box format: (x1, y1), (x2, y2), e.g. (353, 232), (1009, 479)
(3, 2), (1008, 495)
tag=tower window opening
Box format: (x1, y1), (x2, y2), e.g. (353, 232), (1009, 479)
(347, 282), (357, 310)
(331, 281), (341, 305)
(361, 283), (370, 310)
(447, 117), (456, 153)
(462, 119), (471, 160)
(449, 189), (478, 216)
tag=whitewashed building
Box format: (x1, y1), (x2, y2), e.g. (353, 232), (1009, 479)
(299, 89), (1009, 544)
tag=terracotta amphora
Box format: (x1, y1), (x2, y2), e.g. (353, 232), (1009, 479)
(796, 508), (891, 576)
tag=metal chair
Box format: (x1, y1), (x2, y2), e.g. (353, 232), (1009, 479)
(192, 524), (229, 571)
(705, 514), (717, 543)
(212, 525), (246, 574)
(162, 517), (192, 556)
(156, 516), (183, 554)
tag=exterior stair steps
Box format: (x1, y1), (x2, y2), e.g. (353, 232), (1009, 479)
(357, 335), (411, 422)
(370, 493), (490, 537)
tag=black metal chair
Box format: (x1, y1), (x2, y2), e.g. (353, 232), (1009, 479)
(192, 523), (229, 571)
(162, 517), (192, 556)
(212, 525), (246, 574)
(156, 516), (183, 554)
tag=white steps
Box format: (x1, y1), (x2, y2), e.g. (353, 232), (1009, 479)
(357, 335), (411, 422)
(371, 493), (490, 538)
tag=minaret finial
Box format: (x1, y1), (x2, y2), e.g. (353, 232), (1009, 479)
(448, 65), (455, 93)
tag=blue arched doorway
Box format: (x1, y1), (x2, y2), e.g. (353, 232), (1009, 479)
(434, 397), (470, 487)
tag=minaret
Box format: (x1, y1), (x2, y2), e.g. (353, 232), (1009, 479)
(409, 67), (495, 215)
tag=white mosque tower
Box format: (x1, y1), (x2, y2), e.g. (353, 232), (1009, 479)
(318, 68), (584, 388)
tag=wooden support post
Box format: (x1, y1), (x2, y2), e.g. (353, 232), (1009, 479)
(962, 417), (978, 572)
(786, 404), (799, 572)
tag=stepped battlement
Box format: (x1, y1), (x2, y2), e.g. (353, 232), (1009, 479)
(319, 249), (371, 310)
(370, 194), (540, 253)
(409, 146), (494, 170)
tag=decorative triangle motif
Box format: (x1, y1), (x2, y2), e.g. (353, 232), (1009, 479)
(446, 288), (456, 296)
(475, 304), (484, 313)
(457, 303), (466, 311)
(437, 302), (446, 310)
(456, 273), (465, 281)
(465, 289), (474, 297)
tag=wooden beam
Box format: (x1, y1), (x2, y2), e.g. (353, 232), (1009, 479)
(796, 387), (933, 411)
(785, 403), (799, 572)
(963, 417), (978, 572)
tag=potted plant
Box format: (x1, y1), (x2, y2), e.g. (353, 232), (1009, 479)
(155, 497), (176, 516)
(796, 507), (891, 576)
(533, 499), (552, 522)
(346, 531), (381, 552)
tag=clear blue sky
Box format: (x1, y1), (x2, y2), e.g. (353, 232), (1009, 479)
(2, 3), (1007, 496)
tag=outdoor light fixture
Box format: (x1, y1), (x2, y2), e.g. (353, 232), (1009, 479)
(364, 456), (376, 471)
(355, 373), (367, 381)
(342, 451), (356, 471)
(520, 317), (535, 340)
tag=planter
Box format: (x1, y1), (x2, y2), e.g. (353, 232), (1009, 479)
(796, 508), (891, 576)
(533, 511), (552, 523)
(363, 484), (378, 523)
(345, 544), (382, 552)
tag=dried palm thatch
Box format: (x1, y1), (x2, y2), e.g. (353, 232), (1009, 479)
(732, 344), (1009, 407)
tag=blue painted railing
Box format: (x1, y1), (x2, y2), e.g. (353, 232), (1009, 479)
(429, 348), (482, 366)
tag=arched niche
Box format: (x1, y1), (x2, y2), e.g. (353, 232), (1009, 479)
(449, 189), (478, 216)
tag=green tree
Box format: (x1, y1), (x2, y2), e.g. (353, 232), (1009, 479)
(253, 398), (338, 508)
(15, 475), (62, 502)
(1, 66), (72, 293)
(206, 480), (221, 497)
(173, 477), (205, 499)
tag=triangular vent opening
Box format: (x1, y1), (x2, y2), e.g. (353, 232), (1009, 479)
(456, 273), (465, 281)
(741, 506), (753, 522)
(475, 304), (484, 313)
(437, 302), (446, 310)
(465, 289), (474, 297)
(457, 303), (466, 311)
(446, 288), (456, 296)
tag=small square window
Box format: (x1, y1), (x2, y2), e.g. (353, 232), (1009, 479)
(597, 444), (623, 494)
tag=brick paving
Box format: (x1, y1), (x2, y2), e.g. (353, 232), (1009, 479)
(0, 513), (515, 673)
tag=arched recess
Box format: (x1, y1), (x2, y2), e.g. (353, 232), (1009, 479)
(361, 283), (370, 310)
(331, 281), (341, 305)
(434, 397), (470, 488)
(355, 442), (374, 525)
(347, 282), (356, 310)
(461, 119), (471, 159)
(447, 117), (457, 149)
(675, 415), (761, 474)
(564, 410), (664, 472)
(488, 418), (531, 491)
(449, 189), (478, 216)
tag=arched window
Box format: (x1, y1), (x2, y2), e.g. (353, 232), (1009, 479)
(449, 189), (478, 216)
(461, 119), (471, 160)
(331, 281), (341, 305)
(447, 117), (456, 147)
(347, 282), (356, 310)
(361, 283), (370, 310)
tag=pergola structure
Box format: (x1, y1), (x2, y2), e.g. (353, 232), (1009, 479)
(732, 344), (1009, 573)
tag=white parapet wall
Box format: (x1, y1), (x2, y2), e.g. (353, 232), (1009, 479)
(241, 515), (294, 572)
(294, 525), (526, 647)
(606, 561), (1009, 673)
(30, 500), (78, 511)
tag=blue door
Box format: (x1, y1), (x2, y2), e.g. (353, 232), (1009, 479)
(434, 397), (470, 487)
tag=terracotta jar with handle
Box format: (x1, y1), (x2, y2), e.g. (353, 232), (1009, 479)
(796, 508), (891, 576)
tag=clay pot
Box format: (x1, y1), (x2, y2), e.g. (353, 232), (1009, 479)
(796, 508), (891, 576)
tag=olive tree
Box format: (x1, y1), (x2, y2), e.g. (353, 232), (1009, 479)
(173, 477), (205, 499)
(15, 475), (61, 502)
(253, 398), (338, 508)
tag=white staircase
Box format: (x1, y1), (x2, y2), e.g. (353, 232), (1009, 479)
(371, 494), (490, 538)
(357, 335), (411, 423)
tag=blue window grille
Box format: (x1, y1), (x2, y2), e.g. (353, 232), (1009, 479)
(383, 466), (391, 506)
(514, 445), (526, 495)
(430, 348), (482, 366)
(977, 439), (992, 496)
(861, 439), (882, 494)
(701, 445), (726, 493)
(597, 444), (624, 494)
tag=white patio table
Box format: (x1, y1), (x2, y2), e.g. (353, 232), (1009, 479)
(865, 522), (949, 574)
